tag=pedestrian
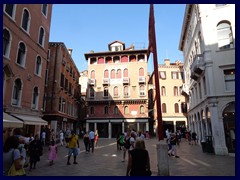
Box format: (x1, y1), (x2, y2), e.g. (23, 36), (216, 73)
(191, 132), (197, 145)
(122, 130), (131, 162)
(168, 133), (179, 158)
(3, 136), (26, 176)
(41, 130), (46, 146)
(67, 130), (79, 165)
(126, 139), (151, 176)
(83, 131), (90, 153)
(137, 130), (145, 140)
(94, 129), (99, 147)
(89, 129), (95, 153)
(59, 130), (64, 146)
(129, 131), (137, 151)
(50, 129), (55, 142)
(48, 140), (57, 166)
(65, 128), (71, 148)
(28, 134), (43, 171)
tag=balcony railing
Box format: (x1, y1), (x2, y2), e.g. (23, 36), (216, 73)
(102, 78), (109, 85)
(88, 79), (95, 86)
(191, 54), (205, 75)
(138, 76), (146, 83)
(181, 84), (189, 96)
(123, 77), (130, 84)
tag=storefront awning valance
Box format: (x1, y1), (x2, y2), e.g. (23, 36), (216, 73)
(11, 114), (48, 126)
(3, 112), (23, 128)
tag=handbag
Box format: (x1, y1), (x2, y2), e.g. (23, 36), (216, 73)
(8, 163), (26, 176)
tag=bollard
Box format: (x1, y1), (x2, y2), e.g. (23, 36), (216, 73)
(156, 139), (169, 176)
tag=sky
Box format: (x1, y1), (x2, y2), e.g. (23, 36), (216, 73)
(49, 4), (186, 74)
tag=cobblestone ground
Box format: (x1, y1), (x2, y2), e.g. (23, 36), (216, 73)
(26, 137), (235, 176)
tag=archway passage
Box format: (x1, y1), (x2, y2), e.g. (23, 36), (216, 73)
(223, 102), (235, 153)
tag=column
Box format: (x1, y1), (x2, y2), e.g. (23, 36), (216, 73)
(122, 121), (125, 133)
(51, 120), (57, 140)
(108, 122), (111, 139)
(86, 122), (89, 133)
(94, 123), (97, 131)
(137, 122), (140, 132)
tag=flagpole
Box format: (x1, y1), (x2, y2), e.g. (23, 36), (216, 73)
(148, 4), (164, 141)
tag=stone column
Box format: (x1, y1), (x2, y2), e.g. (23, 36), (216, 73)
(51, 120), (57, 140)
(122, 121), (124, 133)
(156, 140), (169, 176)
(86, 122), (89, 132)
(108, 122), (111, 139)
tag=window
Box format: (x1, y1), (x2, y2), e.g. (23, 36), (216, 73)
(139, 85), (145, 96)
(90, 70), (95, 79)
(139, 68), (144, 76)
(224, 69), (235, 91)
(161, 86), (166, 96)
(104, 106), (109, 115)
(104, 87), (108, 97)
(203, 76), (207, 95)
(114, 86), (119, 97)
(124, 106), (129, 114)
(58, 97), (66, 113)
(90, 107), (95, 115)
(65, 78), (68, 91)
(123, 68), (128, 77)
(38, 27), (45, 47)
(116, 69), (121, 78)
(174, 103), (179, 113)
(42, 4), (48, 16)
(114, 106), (119, 115)
(21, 9), (30, 32)
(3, 29), (11, 58)
(35, 56), (42, 76)
(60, 73), (64, 88)
(171, 72), (179, 79)
(111, 69), (115, 79)
(4, 4), (16, 18)
(140, 105), (144, 114)
(12, 79), (22, 106)
(159, 71), (166, 79)
(89, 87), (94, 98)
(162, 103), (166, 113)
(198, 82), (202, 99)
(174, 86), (178, 96)
(32, 87), (39, 109)
(217, 21), (233, 50)
(16, 42), (26, 66)
(104, 70), (109, 78)
(124, 86), (129, 97)
(113, 56), (120, 63)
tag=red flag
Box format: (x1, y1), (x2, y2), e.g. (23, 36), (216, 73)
(148, 4), (155, 54)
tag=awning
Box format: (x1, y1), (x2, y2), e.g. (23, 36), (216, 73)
(3, 112), (23, 128)
(11, 114), (48, 126)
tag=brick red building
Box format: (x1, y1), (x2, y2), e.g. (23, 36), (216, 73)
(3, 4), (52, 137)
(84, 41), (150, 138)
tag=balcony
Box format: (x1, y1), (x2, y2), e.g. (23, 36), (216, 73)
(181, 84), (189, 96)
(88, 79), (95, 86)
(102, 78), (109, 85)
(123, 77), (130, 84)
(138, 76), (146, 83)
(139, 92), (146, 96)
(191, 54), (205, 75)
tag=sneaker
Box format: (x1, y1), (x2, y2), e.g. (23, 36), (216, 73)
(67, 162), (71, 165)
(175, 156), (180, 158)
(73, 162), (78, 164)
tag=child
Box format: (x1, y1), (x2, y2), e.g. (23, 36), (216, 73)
(48, 140), (57, 166)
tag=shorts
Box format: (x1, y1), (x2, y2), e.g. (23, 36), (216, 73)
(68, 148), (78, 156)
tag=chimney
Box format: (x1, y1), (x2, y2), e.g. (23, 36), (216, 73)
(68, 48), (73, 56)
(164, 59), (170, 66)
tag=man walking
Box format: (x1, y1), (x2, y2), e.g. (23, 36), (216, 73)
(67, 130), (79, 165)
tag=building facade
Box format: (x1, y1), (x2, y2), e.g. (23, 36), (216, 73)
(84, 41), (150, 138)
(179, 4), (235, 155)
(148, 59), (188, 136)
(3, 4), (52, 136)
(43, 42), (81, 138)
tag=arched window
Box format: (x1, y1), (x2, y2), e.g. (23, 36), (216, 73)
(42, 4), (48, 16)
(161, 86), (166, 96)
(21, 9), (30, 32)
(35, 56), (42, 76)
(38, 27), (45, 47)
(124, 86), (129, 97)
(90, 107), (95, 114)
(16, 42), (26, 66)
(174, 103), (179, 113)
(3, 29), (11, 57)
(123, 68), (128, 77)
(12, 79), (22, 106)
(91, 70), (95, 79)
(174, 86), (178, 96)
(104, 87), (108, 97)
(140, 105), (144, 114)
(4, 4), (16, 19)
(124, 106), (129, 114)
(104, 106), (109, 115)
(139, 68), (144, 76)
(114, 106), (119, 115)
(162, 103), (167, 113)
(217, 21), (233, 49)
(32, 87), (39, 109)
(104, 70), (109, 78)
(117, 69), (121, 78)
(113, 56), (120, 63)
(114, 86), (118, 97)
(111, 69), (115, 79)
(139, 85), (145, 96)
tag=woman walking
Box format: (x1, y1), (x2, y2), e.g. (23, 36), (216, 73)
(48, 140), (57, 166)
(83, 131), (90, 153)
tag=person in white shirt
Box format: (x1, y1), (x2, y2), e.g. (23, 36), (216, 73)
(41, 131), (46, 146)
(89, 130), (95, 152)
(129, 132), (137, 151)
(59, 130), (64, 146)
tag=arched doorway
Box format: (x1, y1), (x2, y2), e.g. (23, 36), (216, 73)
(223, 102), (235, 153)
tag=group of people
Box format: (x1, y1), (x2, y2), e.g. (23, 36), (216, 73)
(185, 130), (198, 145)
(82, 129), (99, 153)
(165, 129), (180, 158)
